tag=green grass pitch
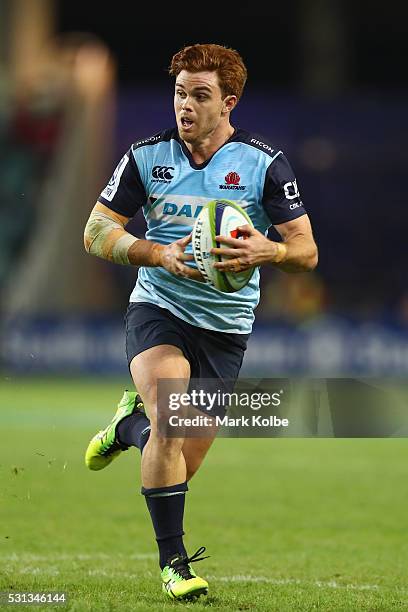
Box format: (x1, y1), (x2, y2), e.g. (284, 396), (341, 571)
(0, 378), (407, 611)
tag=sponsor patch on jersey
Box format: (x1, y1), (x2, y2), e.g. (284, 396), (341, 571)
(101, 154), (129, 201)
(147, 193), (249, 226)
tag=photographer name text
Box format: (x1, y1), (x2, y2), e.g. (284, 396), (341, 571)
(168, 415), (289, 428)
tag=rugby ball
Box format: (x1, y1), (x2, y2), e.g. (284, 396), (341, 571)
(192, 199), (255, 293)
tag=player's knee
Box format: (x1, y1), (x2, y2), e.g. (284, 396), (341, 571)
(148, 429), (184, 454)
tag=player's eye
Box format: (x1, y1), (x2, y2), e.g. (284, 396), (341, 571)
(176, 90), (186, 98)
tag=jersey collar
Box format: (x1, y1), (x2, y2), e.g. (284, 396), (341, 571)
(176, 127), (240, 170)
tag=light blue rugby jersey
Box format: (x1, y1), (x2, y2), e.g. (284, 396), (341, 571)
(98, 127), (306, 334)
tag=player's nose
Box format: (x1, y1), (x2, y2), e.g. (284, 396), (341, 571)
(181, 96), (192, 110)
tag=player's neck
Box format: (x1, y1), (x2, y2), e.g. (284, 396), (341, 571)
(183, 122), (235, 165)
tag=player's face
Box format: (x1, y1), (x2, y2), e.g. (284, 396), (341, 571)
(174, 70), (231, 143)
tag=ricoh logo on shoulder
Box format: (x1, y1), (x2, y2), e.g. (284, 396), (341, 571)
(151, 166), (174, 183)
(219, 171), (246, 191)
(135, 135), (161, 146)
(250, 138), (274, 154)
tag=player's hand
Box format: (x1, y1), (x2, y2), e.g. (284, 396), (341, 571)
(211, 224), (281, 272)
(159, 234), (204, 281)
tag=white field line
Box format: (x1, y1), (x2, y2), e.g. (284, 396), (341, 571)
(208, 575), (382, 592)
(0, 554), (403, 593)
(9, 567), (147, 581)
(0, 553), (156, 561)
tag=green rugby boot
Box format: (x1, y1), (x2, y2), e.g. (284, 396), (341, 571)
(161, 547), (209, 601)
(85, 390), (144, 471)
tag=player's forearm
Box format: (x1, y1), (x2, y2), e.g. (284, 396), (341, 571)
(270, 235), (318, 272)
(84, 210), (163, 267)
(127, 239), (164, 267)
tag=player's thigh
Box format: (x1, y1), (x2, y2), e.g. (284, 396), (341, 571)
(130, 344), (190, 428)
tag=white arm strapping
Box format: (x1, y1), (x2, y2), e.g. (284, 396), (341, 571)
(84, 210), (138, 265)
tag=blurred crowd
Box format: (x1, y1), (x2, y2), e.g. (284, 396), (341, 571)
(0, 68), (63, 287)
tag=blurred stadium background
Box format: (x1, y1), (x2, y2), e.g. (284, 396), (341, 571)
(1, 2), (408, 610)
(1, 0), (407, 378)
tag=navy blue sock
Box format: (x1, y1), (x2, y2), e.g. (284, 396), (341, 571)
(116, 413), (150, 453)
(142, 482), (188, 569)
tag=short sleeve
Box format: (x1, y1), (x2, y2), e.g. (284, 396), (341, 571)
(262, 153), (306, 225)
(98, 148), (147, 217)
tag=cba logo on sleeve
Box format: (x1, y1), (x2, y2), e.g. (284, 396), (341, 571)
(283, 180), (300, 200)
(283, 180), (303, 209)
(220, 171), (246, 191)
(152, 166), (174, 182)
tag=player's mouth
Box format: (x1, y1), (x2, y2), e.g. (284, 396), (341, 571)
(180, 117), (194, 130)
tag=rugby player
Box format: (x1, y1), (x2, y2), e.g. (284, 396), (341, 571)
(83, 43), (318, 601)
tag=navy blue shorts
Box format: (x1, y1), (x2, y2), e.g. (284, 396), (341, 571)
(125, 302), (249, 383)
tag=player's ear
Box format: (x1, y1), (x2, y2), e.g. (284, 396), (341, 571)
(222, 95), (237, 114)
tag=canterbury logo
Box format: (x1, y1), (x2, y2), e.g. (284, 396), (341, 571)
(152, 166), (174, 180)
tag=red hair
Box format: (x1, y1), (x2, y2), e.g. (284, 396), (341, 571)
(169, 43), (247, 101)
